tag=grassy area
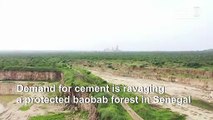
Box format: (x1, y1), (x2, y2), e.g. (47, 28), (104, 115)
(114, 86), (185, 120)
(94, 92), (133, 120)
(19, 104), (33, 111)
(0, 95), (20, 105)
(191, 99), (213, 111)
(29, 111), (88, 120)
(62, 68), (133, 120)
(129, 102), (185, 120)
(29, 113), (65, 120)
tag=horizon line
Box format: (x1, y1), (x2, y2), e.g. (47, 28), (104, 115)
(0, 49), (212, 52)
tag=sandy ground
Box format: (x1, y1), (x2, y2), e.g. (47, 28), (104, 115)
(0, 82), (64, 120)
(90, 70), (213, 120)
(0, 104), (4, 114)
(0, 101), (63, 120)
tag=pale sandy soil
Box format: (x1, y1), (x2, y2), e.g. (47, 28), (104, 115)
(90, 70), (213, 120)
(0, 82), (64, 120)
(0, 101), (63, 120)
(0, 104), (4, 114)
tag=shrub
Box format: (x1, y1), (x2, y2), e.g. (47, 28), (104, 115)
(184, 62), (202, 68)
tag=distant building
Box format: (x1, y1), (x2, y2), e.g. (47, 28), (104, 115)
(104, 45), (120, 52)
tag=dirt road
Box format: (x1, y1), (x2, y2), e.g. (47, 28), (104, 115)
(90, 70), (213, 120)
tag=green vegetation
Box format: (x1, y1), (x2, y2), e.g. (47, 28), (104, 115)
(29, 111), (88, 120)
(29, 113), (65, 120)
(184, 62), (202, 68)
(129, 102), (185, 120)
(114, 86), (185, 120)
(0, 51), (213, 70)
(191, 99), (213, 111)
(95, 92), (132, 120)
(19, 104), (33, 111)
(0, 95), (20, 105)
(62, 68), (132, 120)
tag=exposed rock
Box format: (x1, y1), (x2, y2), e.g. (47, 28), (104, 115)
(0, 71), (62, 81)
(0, 82), (17, 94)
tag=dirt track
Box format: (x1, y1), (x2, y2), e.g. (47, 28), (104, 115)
(121, 102), (143, 120)
(90, 70), (213, 120)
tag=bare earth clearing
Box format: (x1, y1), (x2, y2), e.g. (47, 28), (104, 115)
(0, 101), (63, 120)
(0, 82), (64, 120)
(90, 70), (213, 120)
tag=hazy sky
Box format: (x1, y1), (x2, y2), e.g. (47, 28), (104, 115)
(0, 0), (212, 51)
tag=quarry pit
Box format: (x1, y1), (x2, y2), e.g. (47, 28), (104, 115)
(0, 70), (62, 95)
(0, 70), (63, 114)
